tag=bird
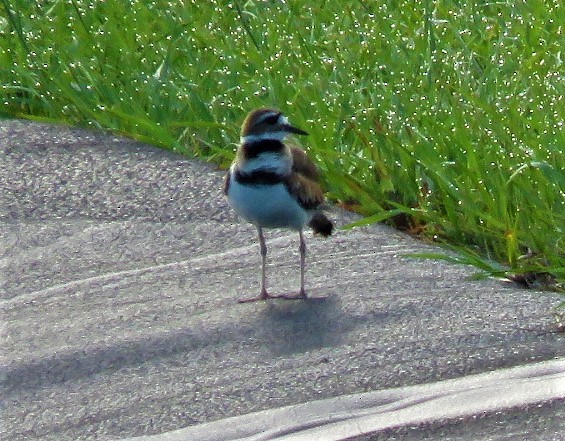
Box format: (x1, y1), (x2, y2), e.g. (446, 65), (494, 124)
(224, 108), (333, 303)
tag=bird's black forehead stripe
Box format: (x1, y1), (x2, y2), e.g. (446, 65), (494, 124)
(256, 111), (282, 125)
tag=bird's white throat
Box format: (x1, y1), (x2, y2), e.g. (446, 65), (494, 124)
(236, 151), (292, 176)
(240, 131), (289, 143)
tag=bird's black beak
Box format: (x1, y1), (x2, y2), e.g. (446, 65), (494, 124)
(284, 124), (309, 136)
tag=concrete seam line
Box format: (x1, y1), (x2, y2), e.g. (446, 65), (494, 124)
(119, 358), (565, 441)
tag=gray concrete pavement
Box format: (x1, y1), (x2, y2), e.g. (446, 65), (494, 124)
(1, 120), (563, 441)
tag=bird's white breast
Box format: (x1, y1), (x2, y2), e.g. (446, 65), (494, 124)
(227, 171), (311, 230)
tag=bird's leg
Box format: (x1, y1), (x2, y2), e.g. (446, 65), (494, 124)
(258, 226), (268, 297)
(239, 229), (309, 303)
(238, 226), (271, 303)
(298, 230), (307, 298)
(271, 230), (308, 300)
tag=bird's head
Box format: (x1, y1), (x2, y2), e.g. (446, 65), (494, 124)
(240, 108), (308, 143)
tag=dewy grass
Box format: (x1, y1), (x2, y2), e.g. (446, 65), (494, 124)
(1, 1), (563, 291)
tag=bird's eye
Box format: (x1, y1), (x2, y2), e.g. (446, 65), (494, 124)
(264, 115), (280, 125)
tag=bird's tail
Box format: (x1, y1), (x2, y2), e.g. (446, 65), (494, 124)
(309, 212), (333, 237)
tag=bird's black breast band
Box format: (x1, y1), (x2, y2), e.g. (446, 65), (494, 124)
(242, 139), (285, 159)
(234, 169), (287, 186)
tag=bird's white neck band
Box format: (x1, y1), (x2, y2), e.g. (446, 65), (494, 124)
(241, 131), (287, 144)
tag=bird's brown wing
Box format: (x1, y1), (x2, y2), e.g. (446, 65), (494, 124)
(285, 173), (324, 210)
(290, 147), (319, 180)
(287, 147), (324, 210)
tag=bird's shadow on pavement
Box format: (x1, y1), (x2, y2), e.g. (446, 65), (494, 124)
(257, 292), (356, 356)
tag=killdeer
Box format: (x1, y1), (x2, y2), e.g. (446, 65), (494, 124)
(224, 108), (333, 303)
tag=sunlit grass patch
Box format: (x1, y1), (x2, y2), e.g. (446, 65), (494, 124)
(1, 0), (563, 292)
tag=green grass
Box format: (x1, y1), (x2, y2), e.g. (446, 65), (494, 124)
(1, 0), (564, 292)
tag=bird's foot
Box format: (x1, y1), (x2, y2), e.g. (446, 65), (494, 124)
(270, 290), (308, 301)
(238, 290), (307, 303)
(238, 290), (275, 303)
